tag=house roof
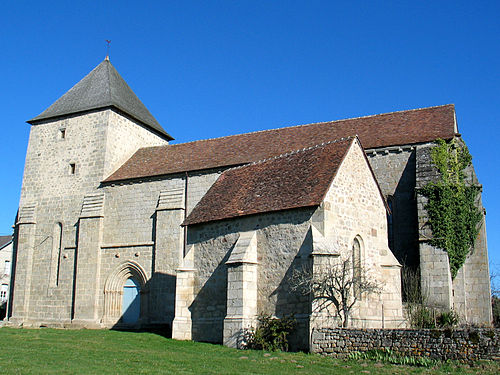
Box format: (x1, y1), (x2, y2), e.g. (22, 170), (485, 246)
(0, 235), (12, 250)
(183, 137), (355, 225)
(28, 59), (173, 140)
(104, 104), (457, 182)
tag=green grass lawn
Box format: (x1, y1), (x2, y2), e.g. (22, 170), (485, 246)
(0, 328), (498, 374)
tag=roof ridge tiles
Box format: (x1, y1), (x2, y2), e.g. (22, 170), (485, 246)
(140, 103), (454, 151)
(104, 104), (457, 182)
(222, 136), (355, 173)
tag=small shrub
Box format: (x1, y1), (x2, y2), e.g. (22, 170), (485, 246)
(401, 266), (422, 304)
(437, 310), (459, 328)
(245, 314), (296, 352)
(408, 304), (437, 329)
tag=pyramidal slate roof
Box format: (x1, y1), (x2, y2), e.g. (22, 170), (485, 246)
(28, 59), (173, 140)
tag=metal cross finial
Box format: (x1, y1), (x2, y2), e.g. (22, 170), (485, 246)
(105, 40), (111, 60)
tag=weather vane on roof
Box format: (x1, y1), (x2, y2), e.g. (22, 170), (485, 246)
(105, 40), (111, 60)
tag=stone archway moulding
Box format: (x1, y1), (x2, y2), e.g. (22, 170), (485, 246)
(102, 261), (149, 325)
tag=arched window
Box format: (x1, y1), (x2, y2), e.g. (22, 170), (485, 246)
(50, 222), (63, 287)
(352, 236), (362, 298)
(387, 196), (394, 251)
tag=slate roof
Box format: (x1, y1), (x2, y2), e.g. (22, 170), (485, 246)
(28, 59), (173, 140)
(0, 235), (12, 250)
(105, 104), (457, 182)
(183, 137), (355, 225)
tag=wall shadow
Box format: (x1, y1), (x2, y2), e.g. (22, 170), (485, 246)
(392, 151), (419, 268)
(271, 228), (312, 351)
(186, 208), (315, 346)
(111, 271), (176, 339)
(189, 248), (233, 344)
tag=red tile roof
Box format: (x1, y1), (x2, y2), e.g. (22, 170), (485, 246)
(183, 137), (355, 225)
(105, 104), (456, 182)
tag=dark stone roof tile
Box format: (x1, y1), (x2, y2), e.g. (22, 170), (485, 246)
(28, 59), (173, 140)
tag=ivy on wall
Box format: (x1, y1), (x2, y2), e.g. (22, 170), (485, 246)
(420, 139), (482, 279)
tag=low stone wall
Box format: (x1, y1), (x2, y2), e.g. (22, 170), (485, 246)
(311, 328), (500, 361)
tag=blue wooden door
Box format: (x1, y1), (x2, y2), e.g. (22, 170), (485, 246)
(122, 278), (140, 324)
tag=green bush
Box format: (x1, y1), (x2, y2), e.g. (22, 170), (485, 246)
(408, 304), (437, 329)
(407, 304), (459, 329)
(437, 310), (459, 328)
(245, 314), (296, 352)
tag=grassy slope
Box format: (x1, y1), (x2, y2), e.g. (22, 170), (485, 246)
(0, 328), (498, 374)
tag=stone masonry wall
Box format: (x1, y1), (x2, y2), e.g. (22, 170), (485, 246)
(312, 328), (500, 361)
(100, 169), (223, 326)
(366, 146), (418, 267)
(186, 208), (314, 348)
(186, 170), (222, 214)
(11, 109), (168, 325)
(16, 111), (110, 323)
(320, 139), (404, 329)
(415, 141), (492, 324)
(103, 110), (168, 179)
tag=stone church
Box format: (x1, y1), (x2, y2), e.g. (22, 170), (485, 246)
(7, 59), (491, 349)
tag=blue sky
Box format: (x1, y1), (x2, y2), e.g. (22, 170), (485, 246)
(1, 1), (499, 271)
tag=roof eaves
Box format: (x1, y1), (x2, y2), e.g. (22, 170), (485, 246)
(182, 137), (354, 226)
(182, 203), (319, 227)
(0, 238), (12, 251)
(27, 104), (174, 140)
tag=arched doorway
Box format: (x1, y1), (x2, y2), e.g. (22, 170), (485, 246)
(103, 261), (149, 326)
(122, 278), (140, 324)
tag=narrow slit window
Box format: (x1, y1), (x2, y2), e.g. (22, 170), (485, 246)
(59, 128), (66, 139)
(70, 163), (76, 175)
(387, 196), (394, 251)
(352, 237), (362, 298)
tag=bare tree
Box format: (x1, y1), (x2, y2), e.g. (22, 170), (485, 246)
(490, 263), (500, 297)
(490, 263), (500, 327)
(289, 257), (382, 328)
